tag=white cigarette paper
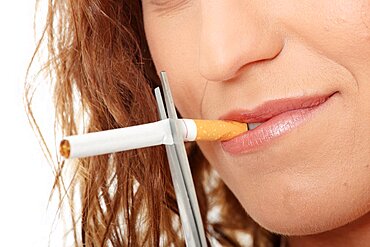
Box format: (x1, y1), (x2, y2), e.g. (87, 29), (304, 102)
(60, 119), (248, 159)
(61, 119), (173, 159)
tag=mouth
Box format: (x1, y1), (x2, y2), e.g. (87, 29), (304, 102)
(219, 92), (337, 154)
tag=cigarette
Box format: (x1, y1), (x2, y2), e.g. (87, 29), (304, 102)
(60, 119), (248, 159)
(179, 119), (248, 141)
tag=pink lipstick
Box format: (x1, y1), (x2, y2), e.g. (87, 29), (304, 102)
(219, 92), (336, 154)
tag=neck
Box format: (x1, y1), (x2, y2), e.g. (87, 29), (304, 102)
(287, 212), (370, 247)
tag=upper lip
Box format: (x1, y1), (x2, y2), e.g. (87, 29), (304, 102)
(219, 92), (335, 123)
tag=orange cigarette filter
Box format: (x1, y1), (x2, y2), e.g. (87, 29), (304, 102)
(192, 119), (248, 141)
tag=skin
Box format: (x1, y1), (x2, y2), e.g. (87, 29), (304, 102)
(142, 1), (370, 246)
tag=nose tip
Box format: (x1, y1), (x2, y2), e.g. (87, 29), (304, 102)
(198, 3), (284, 82)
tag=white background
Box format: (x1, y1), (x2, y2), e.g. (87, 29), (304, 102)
(0, 1), (61, 246)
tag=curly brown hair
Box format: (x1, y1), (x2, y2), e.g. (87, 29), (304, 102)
(26, 1), (282, 246)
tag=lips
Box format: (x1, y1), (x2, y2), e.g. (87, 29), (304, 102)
(219, 94), (333, 123)
(219, 92), (336, 154)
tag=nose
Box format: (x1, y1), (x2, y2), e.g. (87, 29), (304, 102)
(198, 1), (284, 82)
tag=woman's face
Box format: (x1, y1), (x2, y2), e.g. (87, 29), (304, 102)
(142, 0), (370, 235)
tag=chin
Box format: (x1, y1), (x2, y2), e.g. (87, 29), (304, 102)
(240, 192), (370, 236)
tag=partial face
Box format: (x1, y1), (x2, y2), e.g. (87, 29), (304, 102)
(142, 0), (370, 235)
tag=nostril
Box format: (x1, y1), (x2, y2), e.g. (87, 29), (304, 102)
(198, 45), (244, 82)
(198, 59), (238, 82)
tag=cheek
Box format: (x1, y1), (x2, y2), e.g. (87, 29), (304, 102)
(143, 12), (206, 118)
(280, 0), (370, 79)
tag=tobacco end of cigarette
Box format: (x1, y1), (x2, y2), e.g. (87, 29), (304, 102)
(194, 120), (248, 141)
(60, 139), (71, 158)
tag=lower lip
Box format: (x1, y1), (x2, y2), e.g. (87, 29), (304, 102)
(221, 95), (335, 154)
